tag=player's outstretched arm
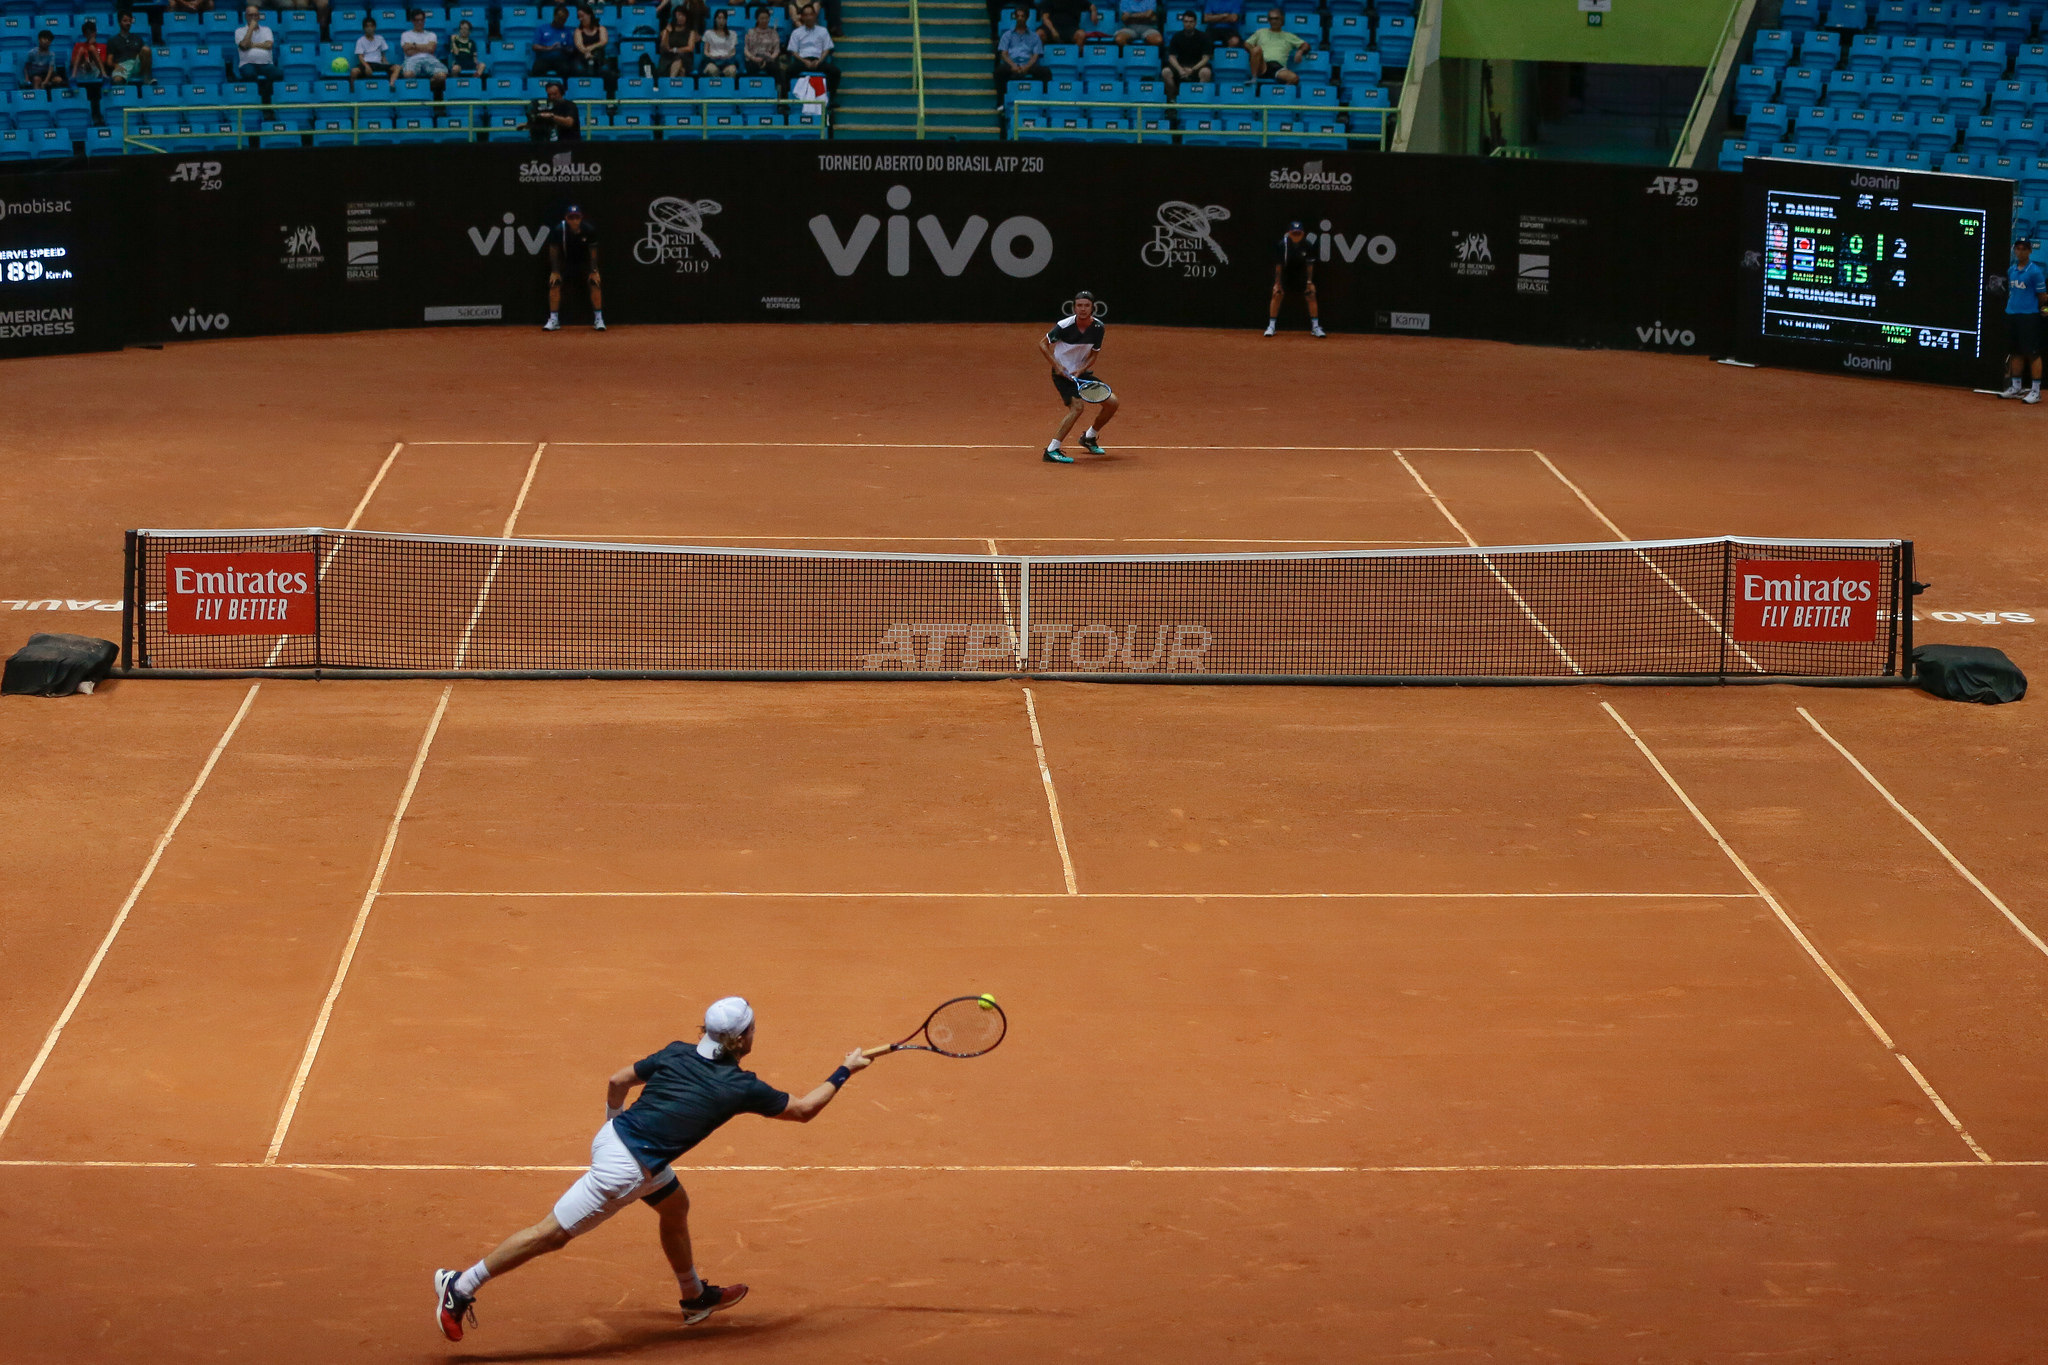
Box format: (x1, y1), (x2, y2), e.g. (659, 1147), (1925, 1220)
(772, 1048), (871, 1122)
(604, 1063), (643, 1118)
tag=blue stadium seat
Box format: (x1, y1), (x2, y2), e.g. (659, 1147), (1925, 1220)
(2020, 154), (2048, 190)
(1848, 30), (1891, 66)
(1867, 68), (1909, 103)
(1927, 34), (1968, 69)
(1281, 10), (1318, 41)
(1992, 74), (2034, 108)
(1995, 3), (2035, 40)
(1747, 101), (1792, 140)
(1916, 107), (1958, 145)
(1875, 105), (1919, 142)
(1374, 13), (1413, 66)
(1942, 146), (1979, 168)
(1984, 149), (2022, 175)
(1836, 103), (1879, 142)
(499, 5), (539, 43)
(2019, 40), (2048, 77)
(1913, 0), (1954, 31)
(1079, 42), (1117, 79)
(1787, 0), (1828, 30)
(1955, 2), (1995, 35)
(1338, 48), (1380, 88)
(1891, 145), (1934, 167)
(1719, 136), (1755, 170)
(1965, 37), (2010, 75)
(1212, 44), (1247, 78)
(1295, 50), (1330, 82)
(9, 87), (51, 128)
(1796, 26), (1841, 66)
(1825, 67), (1871, 102)
(2004, 112), (2045, 149)
(1945, 71), (1989, 106)
(48, 87), (88, 136)
(1042, 42), (1077, 76)
(1889, 32), (1930, 67)
(1965, 109), (2004, 145)
(1781, 64), (1829, 103)
(81, 123), (120, 154)
(1795, 102), (1837, 139)
(1876, 0), (1915, 30)
(1826, 0), (1873, 29)
(1324, 12), (1368, 55)
(26, 124), (66, 157)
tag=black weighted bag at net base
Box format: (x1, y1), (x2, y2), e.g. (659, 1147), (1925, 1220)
(2, 633), (117, 697)
(1912, 644), (2028, 705)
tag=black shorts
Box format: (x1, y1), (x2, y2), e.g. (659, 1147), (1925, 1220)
(1278, 264), (1310, 292)
(2008, 310), (2041, 358)
(1052, 368), (1101, 404)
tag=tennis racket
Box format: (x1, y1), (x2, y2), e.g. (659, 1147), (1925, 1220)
(861, 995), (1008, 1059)
(1074, 378), (1114, 404)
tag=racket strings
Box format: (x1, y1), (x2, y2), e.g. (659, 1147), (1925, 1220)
(923, 998), (1006, 1057)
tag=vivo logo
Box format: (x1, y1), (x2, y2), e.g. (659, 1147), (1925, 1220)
(469, 212), (552, 256)
(1844, 353), (1893, 372)
(1313, 218), (1396, 264)
(808, 185), (1052, 278)
(1635, 320), (1696, 346)
(170, 309), (230, 333)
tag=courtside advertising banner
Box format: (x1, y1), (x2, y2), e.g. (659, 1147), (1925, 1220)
(163, 551), (319, 635)
(1731, 558), (1883, 643)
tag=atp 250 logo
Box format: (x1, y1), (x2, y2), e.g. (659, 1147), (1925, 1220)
(168, 160), (223, 190)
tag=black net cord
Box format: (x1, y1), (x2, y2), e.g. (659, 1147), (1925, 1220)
(120, 530), (137, 671)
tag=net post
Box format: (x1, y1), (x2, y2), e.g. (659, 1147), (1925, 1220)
(121, 530), (137, 671)
(314, 530), (328, 670)
(1016, 559), (1032, 669)
(1718, 538), (1732, 682)
(1896, 539), (1914, 677)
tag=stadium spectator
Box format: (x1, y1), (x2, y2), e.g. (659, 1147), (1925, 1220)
(1244, 8), (1305, 82)
(350, 17), (391, 75)
(21, 31), (67, 88)
(167, 0), (215, 12)
(786, 5), (837, 91)
(573, 6), (611, 75)
(448, 18), (488, 75)
(400, 10), (448, 93)
(1201, 0), (1243, 46)
(996, 8), (1048, 85)
(530, 5), (578, 79)
(786, 0), (840, 38)
(660, 6), (701, 75)
(742, 8), (783, 81)
(276, 0), (334, 42)
(528, 76), (581, 139)
(1160, 10), (1210, 93)
(234, 4), (277, 85)
(68, 20), (110, 91)
(1076, 2), (1117, 41)
(1114, 0), (1160, 49)
(106, 11), (152, 83)
(1999, 237), (2046, 403)
(699, 9), (738, 76)
(1038, 1), (1080, 44)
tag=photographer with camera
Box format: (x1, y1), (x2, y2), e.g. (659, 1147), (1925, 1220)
(528, 78), (582, 140)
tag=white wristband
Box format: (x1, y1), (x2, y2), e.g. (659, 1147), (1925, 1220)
(605, 1105), (623, 1121)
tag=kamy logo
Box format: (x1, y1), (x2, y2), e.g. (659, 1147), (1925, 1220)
(634, 196), (723, 272)
(469, 212), (553, 256)
(1635, 320), (1696, 347)
(1141, 201), (1229, 269)
(170, 309), (230, 334)
(1313, 219), (1396, 265)
(809, 185), (1052, 279)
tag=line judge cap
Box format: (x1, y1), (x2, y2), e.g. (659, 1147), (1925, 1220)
(704, 996), (754, 1034)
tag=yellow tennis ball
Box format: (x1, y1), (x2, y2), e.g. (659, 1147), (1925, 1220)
(978, 993), (997, 1009)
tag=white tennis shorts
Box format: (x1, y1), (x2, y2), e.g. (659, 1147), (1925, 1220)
(551, 1120), (680, 1237)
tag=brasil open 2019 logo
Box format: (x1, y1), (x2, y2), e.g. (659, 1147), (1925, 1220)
(163, 551), (318, 635)
(1731, 559), (1881, 643)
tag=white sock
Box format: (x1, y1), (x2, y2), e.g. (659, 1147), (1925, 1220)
(1047, 438), (1061, 450)
(547, 312), (559, 324)
(454, 1260), (491, 1297)
(1083, 427), (1095, 439)
(593, 310), (604, 324)
(679, 1266), (704, 1299)
(2033, 380), (2041, 393)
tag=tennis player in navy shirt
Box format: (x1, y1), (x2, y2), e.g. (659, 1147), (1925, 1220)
(1999, 237), (2046, 404)
(434, 996), (869, 1341)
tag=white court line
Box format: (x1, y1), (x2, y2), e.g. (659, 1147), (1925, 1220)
(261, 441), (407, 668)
(1021, 687), (1078, 895)
(374, 890), (1760, 900)
(263, 685), (454, 1165)
(1393, 450), (1584, 675)
(450, 441), (547, 669)
(1, 1158), (2040, 1173)
(1529, 448), (1766, 674)
(1599, 701), (1994, 1164)
(523, 535), (1464, 545)
(0, 686), (261, 1145)
(1797, 707), (2048, 960)
(986, 537), (1022, 664)
(406, 442), (1538, 452)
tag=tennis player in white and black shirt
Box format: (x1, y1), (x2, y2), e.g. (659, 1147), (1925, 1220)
(1038, 291), (1119, 463)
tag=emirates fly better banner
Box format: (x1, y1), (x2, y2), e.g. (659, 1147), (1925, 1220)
(1731, 558), (1882, 643)
(164, 551), (319, 635)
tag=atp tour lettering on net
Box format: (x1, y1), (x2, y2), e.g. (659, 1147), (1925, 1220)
(861, 623), (1215, 671)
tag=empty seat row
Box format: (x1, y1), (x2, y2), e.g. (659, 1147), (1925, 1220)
(1778, 0), (2047, 37)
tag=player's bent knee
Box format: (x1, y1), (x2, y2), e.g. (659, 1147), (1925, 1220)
(643, 1178), (686, 1210)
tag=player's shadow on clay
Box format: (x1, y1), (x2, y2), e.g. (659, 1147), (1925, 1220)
(453, 1304), (1073, 1360)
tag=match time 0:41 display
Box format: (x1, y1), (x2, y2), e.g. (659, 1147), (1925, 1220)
(1731, 559), (1882, 643)
(163, 551), (318, 635)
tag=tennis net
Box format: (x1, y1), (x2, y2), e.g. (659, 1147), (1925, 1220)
(121, 529), (1914, 683)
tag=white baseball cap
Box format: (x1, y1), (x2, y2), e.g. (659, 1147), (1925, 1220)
(704, 996), (754, 1034)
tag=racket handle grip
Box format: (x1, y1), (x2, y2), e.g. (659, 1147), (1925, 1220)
(860, 1045), (894, 1059)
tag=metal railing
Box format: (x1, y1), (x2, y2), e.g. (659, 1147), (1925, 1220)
(1673, 0), (1758, 168)
(113, 94), (829, 148)
(909, 0), (927, 138)
(1007, 96), (1394, 147)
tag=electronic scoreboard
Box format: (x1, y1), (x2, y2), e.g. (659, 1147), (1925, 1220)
(1741, 157), (2009, 385)
(0, 169), (118, 359)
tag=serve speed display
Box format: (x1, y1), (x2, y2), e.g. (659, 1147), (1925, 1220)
(0, 243), (75, 285)
(1742, 158), (2008, 386)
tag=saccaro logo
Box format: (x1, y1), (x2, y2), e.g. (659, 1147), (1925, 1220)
(280, 224), (322, 271)
(0, 197), (72, 220)
(1517, 253), (1550, 294)
(809, 185), (1052, 279)
(519, 148), (602, 184)
(1450, 229), (1494, 278)
(1269, 159), (1352, 192)
(168, 161), (223, 189)
(469, 212), (552, 257)
(1311, 218), (1395, 265)
(1636, 320), (1696, 347)
(1141, 201), (1229, 270)
(1844, 353), (1893, 372)
(170, 308), (229, 334)
(347, 239), (378, 281)
(634, 195), (722, 273)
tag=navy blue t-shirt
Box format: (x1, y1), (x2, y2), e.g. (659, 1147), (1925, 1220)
(611, 1042), (789, 1175)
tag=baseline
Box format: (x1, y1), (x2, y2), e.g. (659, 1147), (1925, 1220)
(0, 1157), (2040, 1172)
(372, 890), (1760, 899)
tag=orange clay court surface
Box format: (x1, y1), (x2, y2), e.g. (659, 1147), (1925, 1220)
(3, 324), (2048, 1364)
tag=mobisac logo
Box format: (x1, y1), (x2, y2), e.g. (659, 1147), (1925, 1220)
(634, 195), (723, 273)
(809, 184), (1052, 279)
(1141, 201), (1229, 271)
(0, 197), (72, 220)
(170, 308), (230, 334)
(519, 148), (602, 183)
(1269, 159), (1353, 192)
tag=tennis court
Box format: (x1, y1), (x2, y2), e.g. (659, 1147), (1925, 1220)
(5, 323), (2048, 1362)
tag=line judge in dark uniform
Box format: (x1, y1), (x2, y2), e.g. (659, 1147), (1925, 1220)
(544, 204), (603, 332)
(1265, 219), (1324, 338)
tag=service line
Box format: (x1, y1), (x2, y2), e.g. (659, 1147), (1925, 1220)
(374, 890), (1761, 900)
(1, 1158), (2042, 1174)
